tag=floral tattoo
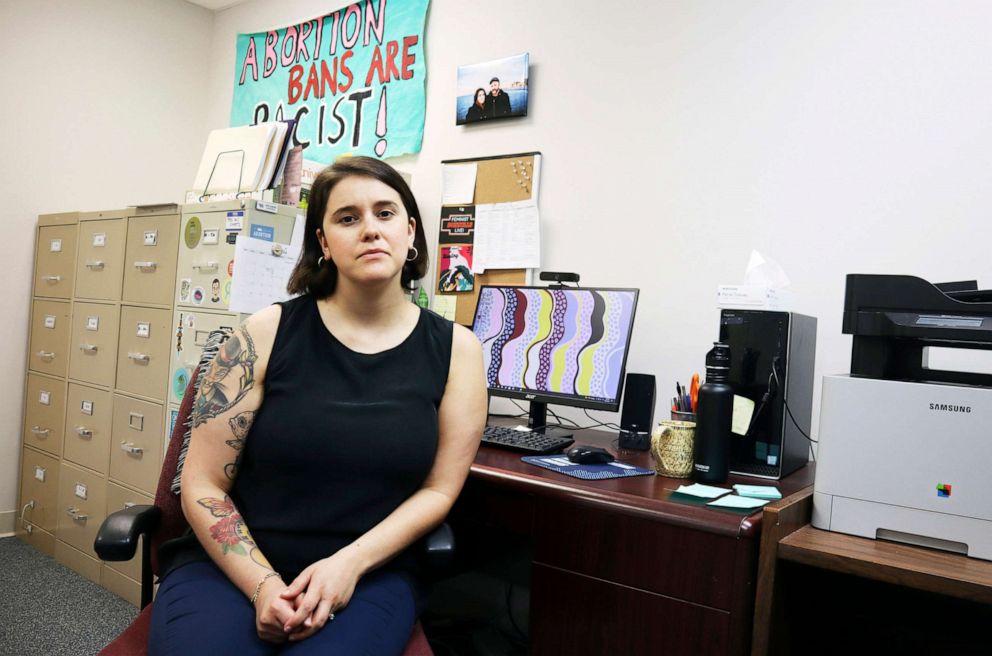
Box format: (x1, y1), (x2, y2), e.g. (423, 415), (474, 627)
(192, 330), (258, 428)
(223, 411), (254, 480)
(197, 495), (272, 569)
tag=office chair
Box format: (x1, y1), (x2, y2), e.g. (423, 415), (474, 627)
(94, 355), (449, 655)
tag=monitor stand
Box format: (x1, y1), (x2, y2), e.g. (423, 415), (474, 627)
(528, 401), (574, 440)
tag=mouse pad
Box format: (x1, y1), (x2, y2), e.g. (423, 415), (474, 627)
(521, 455), (655, 480)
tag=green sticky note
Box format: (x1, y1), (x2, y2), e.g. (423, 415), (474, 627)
(731, 395), (755, 435)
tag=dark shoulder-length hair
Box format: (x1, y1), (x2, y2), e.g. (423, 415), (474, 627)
(287, 156), (429, 297)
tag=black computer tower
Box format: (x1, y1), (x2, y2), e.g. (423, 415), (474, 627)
(719, 309), (817, 479)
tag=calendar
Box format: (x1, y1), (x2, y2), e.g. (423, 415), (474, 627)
(228, 235), (299, 314)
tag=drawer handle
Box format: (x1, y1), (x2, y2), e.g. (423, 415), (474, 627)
(120, 441), (144, 456)
(133, 261), (158, 271)
(193, 261), (219, 272)
(76, 427), (93, 438)
(65, 507), (88, 523)
(41, 275), (62, 283)
(84, 260), (105, 270)
(127, 352), (150, 363)
(21, 501), (35, 534)
(30, 426), (50, 437)
(36, 351), (56, 361)
(123, 501), (136, 509)
(79, 343), (98, 354)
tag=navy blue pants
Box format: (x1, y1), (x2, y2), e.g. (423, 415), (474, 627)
(149, 561), (419, 655)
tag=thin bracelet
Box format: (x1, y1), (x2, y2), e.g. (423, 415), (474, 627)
(250, 571), (280, 606)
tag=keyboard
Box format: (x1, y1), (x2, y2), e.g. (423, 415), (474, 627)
(481, 425), (575, 455)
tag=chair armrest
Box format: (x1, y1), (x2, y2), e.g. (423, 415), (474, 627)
(94, 505), (162, 562)
(421, 522), (455, 571)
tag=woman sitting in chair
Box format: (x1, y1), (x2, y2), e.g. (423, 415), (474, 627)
(150, 156), (487, 654)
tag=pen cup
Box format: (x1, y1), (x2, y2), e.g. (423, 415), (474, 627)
(671, 410), (696, 422)
(651, 420), (696, 478)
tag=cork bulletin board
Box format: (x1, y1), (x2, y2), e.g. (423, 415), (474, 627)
(437, 151), (541, 325)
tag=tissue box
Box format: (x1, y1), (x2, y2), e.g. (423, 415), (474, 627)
(717, 285), (793, 310)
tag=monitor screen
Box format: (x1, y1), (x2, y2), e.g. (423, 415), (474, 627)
(471, 286), (639, 412)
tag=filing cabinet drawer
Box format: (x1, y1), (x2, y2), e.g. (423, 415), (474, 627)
(69, 302), (120, 387)
(110, 394), (163, 494)
(115, 306), (171, 401)
(64, 383), (113, 474)
(105, 483), (153, 582)
(34, 224), (77, 299)
(29, 299), (71, 377)
(75, 217), (126, 300)
(23, 374), (65, 456)
(123, 213), (180, 306)
(55, 540), (103, 585)
(168, 309), (236, 405)
(16, 524), (55, 557)
(102, 565), (141, 607)
(56, 461), (107, 557)
(19, 447), (60, 533)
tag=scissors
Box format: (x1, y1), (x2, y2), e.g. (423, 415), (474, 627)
(689, 372), (700, 412)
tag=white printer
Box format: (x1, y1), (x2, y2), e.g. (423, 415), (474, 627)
(813, 274), (992, 561)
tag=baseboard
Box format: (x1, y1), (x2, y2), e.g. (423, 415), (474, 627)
(0, 509), (14, 536)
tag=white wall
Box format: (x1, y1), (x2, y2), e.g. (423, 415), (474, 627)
(0, 0), (213, 528)
(204, 0), (992, 427)
(5, 0), (992, 519)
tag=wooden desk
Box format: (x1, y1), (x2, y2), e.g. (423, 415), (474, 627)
(752, 488), (992, 655)
(452, 424), (814, 656)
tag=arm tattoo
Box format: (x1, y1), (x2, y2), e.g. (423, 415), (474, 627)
(223, 411), (255, 480)
(197, 495), (272, 569)
(192, 329), (258, 427)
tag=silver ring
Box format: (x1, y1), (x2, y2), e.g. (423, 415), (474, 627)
(328, 612), (335, 621)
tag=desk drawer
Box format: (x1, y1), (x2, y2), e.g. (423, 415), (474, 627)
(531, 564), (729, 656)
(533, 498), (740, 610)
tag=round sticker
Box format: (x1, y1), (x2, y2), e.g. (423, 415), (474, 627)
(173, 367), (191, 401)
(227, 260), (235, 277)
(223, 279), (232, 305)
(183, 313), (195, 328)
(184, 216), (202, 249)
(192, 287), (204, 305)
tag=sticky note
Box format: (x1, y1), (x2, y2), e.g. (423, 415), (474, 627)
(733, 484), (782, 500)
(432, 295), (457, 321)
(731, 395), (755, 435)
(707, 494), (769, 509)
(674, 483), (732, 499)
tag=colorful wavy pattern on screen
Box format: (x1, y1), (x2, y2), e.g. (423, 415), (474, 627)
(474, 288), (636, 401)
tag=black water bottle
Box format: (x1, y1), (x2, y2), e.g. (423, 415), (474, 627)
(693, 342), (733, 483)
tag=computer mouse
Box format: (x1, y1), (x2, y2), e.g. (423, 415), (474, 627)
(566, 445), (615, 465)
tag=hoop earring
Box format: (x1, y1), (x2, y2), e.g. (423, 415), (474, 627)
(406, 247), (419, 262)
(317, 255), (325, 267)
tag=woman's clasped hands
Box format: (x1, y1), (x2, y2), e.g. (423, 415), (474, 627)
(277, 550), (362, 642)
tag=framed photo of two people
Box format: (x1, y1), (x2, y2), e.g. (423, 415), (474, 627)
(456, 53), (529, 125)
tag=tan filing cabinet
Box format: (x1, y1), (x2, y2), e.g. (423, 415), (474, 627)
(18, 448), (60, 542)
(55, 540), (103, 585)
(116, 305), (171, 401)
(110, 394), (164, 495)
(57, 461), (107, 560)
(63, 383), (113, 475)
(68, 302), (120, 387)
(23, 373), (66, 457)
(75, 211), (126, 301)
(123, 206), (181, 307)
(34, 220), (78, 299)
(28, 299), (71, 378)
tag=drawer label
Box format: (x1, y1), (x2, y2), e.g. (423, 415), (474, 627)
(249, 224), (274, 242)
(74, 483), (87, 500)
(225, 211), (244, 232)
(202, 229), (219, 245)
(35, 466), (46, 482)
(93, 233), (106, 247)
(136, 322), (150, 338)
(129, 412), (144, 431)
(38, 390), (51, 405)
(81, 400), (94, 415)
(50, 238), (62, 253)
(44, 315), (56, 329)
(144, 230), (158, 246)
(86, 316), (99, 331)
(256, 201), (277, 214)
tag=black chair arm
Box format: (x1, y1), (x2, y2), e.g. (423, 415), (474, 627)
(421, 521), (455, 572)
(94, 505), (162, 562)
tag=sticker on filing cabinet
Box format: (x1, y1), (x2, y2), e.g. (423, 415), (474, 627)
(81, 400), (94, 415)
(223, 279), (232, 304)
(192, 287), (204, 305)
(93, 233), (107, 247)
(34, 466), (46, 482)
(50, 238), (62, 252)
(173, 368), (190, 401)
(184, 313), (196, 329)
(179, 278), (191, 302)
(256, 201), (277, 214)
(136, 322), (151, 338)
(227, 260), (234, 277)
(86, 315), (99, 331)
(39, 390), (51, 405)
(226, 233), (237, 245)
(184, 216), (202, 249)
(144, 230), (158, 246)
(249, 224), (275, 241)
(225, 211), (244, 231)
(44, 315), (56, 329)
(129, 412), (144, 431)
(202, 229), (219, 245)
(74, 483), (88, 500)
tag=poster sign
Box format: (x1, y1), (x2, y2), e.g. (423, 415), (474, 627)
(231, 0), (429, 164)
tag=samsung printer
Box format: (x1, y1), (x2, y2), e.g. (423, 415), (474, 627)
(813, 274), (992, 561)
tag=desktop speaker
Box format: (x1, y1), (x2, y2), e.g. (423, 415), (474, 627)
(618, 373), (656, 450)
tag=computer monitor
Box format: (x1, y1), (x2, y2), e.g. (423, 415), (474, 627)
(471, 285), (639, 430)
